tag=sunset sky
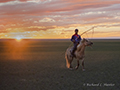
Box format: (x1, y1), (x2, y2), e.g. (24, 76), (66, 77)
(0, 0), (120, 39)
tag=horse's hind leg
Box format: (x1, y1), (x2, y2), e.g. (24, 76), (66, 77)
(69, 58), (73, 68)
(75, 60), (79, 70)
(67, 58), (74, 70)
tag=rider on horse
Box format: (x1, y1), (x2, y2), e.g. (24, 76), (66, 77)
(71, 29), (82, 57)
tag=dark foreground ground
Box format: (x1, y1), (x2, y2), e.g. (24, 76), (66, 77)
(0, 39), (120, 90)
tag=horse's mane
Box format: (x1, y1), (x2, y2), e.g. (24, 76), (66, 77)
(77, 41), (83, 51)
(77, 39), (86, 51)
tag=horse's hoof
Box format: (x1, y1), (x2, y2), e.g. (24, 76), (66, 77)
(75, 66), (78, 70)
(69, 68), (74, 70)
(82, 69), (85, 71)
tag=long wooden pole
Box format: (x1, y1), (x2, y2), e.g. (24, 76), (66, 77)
(80, 26), (95, 36)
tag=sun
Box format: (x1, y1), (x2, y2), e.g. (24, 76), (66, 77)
(15, 37), (22, 42)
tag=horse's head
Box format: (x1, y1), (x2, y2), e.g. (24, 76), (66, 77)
(81, 38), (93, 46)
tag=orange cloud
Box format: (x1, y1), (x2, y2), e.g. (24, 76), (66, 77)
(0, 0), (120, 39)
(0, 0), (14, 3)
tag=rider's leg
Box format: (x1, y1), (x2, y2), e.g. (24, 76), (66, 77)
(71, 43), (77, 57)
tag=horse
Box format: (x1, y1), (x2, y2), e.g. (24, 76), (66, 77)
(65, 38), (93, 71)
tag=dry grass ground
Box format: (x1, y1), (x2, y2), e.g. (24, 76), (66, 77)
(0, 39), (120, 90)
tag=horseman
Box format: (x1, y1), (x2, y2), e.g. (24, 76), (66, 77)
(71, 29), (82, 57)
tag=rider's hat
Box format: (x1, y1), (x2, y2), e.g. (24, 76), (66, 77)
(75, 29), (78, 31)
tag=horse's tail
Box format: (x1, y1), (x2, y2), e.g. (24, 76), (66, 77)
(65, 51), (71, 68)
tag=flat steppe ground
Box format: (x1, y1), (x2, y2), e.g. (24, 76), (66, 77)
(0, 39), (120, 90)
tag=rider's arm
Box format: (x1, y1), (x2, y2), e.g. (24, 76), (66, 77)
(78, 35), (82, 42)
(71, 35), (75, 43)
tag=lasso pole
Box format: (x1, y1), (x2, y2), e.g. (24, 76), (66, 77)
(61, 26), (95, 55)
(80, 26), (95, 36)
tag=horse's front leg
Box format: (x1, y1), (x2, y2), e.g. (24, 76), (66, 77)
(75, 59), (79, 70)
(82, 58), (85, 71)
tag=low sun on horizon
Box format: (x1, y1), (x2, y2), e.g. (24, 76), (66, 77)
(15, 37), (22, 42)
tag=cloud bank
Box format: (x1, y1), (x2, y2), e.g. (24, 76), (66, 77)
(0, 0), (120, 38)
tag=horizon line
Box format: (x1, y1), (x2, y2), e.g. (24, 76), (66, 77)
(0, 37), (120, 40)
